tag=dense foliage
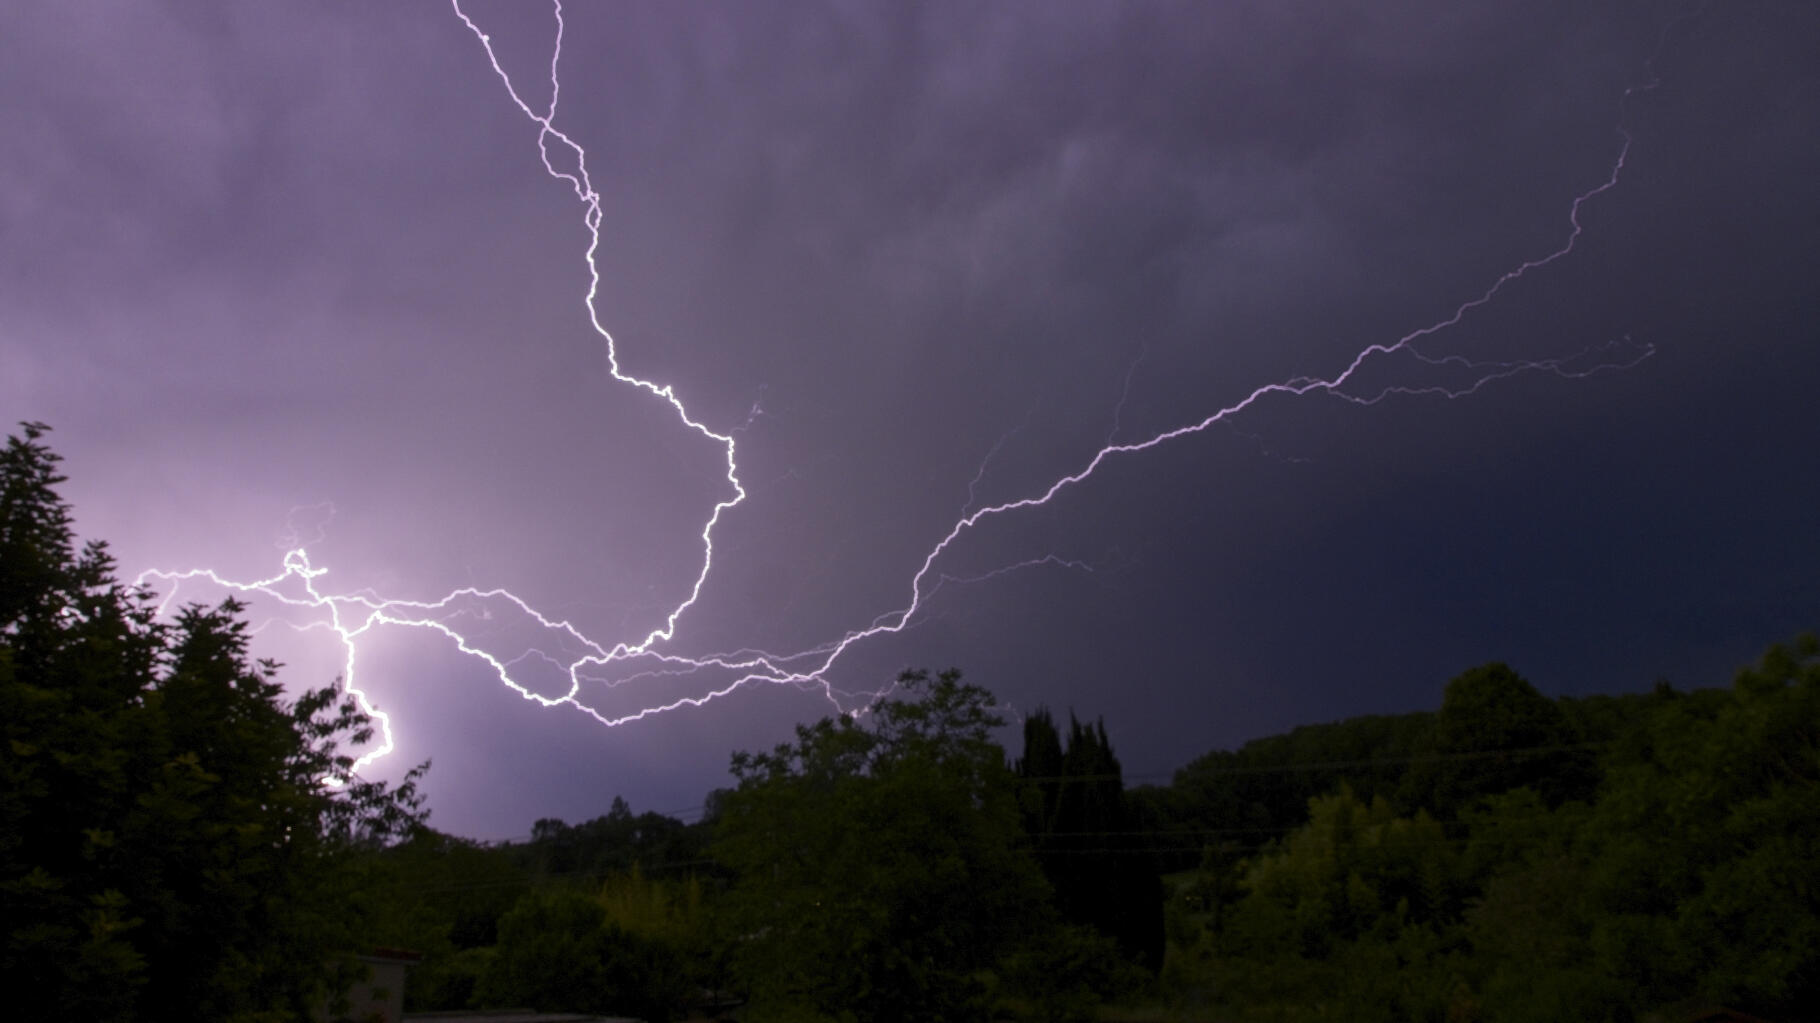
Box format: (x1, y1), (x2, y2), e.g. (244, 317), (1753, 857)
(1155, 656), (1820, 1022)
(713, 668), (1057, 1021)
(1018, 709), (1165, 971)
(9, 422), (1815, 1021)
(0, 424), (427, 1021)
(355, 674), (1148, 1022)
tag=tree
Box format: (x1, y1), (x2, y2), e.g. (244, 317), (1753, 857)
(474, 882), (693, 1022)
(1207, 785), (1468, 1023)
(1577, 633), (1820, 1015)
(518, 795), (711, 881)
(712, 669), (1052, 1022)
(1157, 709), (1435, 873)
(1229, 785), (1456, 958)
(1405, 662), (1588, 817)
(0, 423), (427, 1021)
(354, 827), (531, 1010)
(1017, 708), (1164, 972)
(1461, 637), (1820, 1020)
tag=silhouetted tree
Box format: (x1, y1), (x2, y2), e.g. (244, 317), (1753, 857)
(0, 423), (428, 1021)
(1018, 708), (1165, 972)
(1405, 662), (1588, 817)
(713, 669), (1052, 1022)
(520, 796), (710, 881)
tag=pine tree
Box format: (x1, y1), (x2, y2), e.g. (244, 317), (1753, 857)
(1017, 707), (1164, 971)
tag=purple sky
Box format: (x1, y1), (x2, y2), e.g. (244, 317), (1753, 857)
(5, 0), (1817, 840)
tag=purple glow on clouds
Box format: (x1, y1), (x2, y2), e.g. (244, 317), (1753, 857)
(3, 0), (1816, 837)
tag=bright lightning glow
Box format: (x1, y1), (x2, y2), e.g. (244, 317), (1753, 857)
(139, 1), (1678, 774)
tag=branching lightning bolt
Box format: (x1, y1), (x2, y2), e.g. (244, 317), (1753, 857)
(138, 0), (1676, 773)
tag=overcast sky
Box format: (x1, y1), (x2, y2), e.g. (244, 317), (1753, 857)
(4, 0), (1816, 839)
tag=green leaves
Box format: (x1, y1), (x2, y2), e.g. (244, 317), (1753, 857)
(0, 424), (430, 1020)
(1407, 662), (1588, 816)
(714, 669), (1050, 1022)
(1569, 634), (1820, 1011)
(1232, 784), (1455, 959)
(1188, 637), (1820, 1021)
(474, 885), (687, 1020)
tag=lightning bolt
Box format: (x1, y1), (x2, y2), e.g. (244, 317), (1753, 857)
(139, 1), (1679, 774)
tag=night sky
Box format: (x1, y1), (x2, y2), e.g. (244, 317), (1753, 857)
(4, 1), (1816, 840)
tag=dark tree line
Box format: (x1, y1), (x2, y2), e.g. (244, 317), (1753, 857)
(8, 421), (1815, 1021)
(521, 795), (711, 881)
(351, 674), (1163, 1023)
(367, 646), (1818, 1023)
(1147, 654), (1820, 1021)
(1, 424), (427, 1021)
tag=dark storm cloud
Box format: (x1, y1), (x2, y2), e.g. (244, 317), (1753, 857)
(4, 1), (1816, 837)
